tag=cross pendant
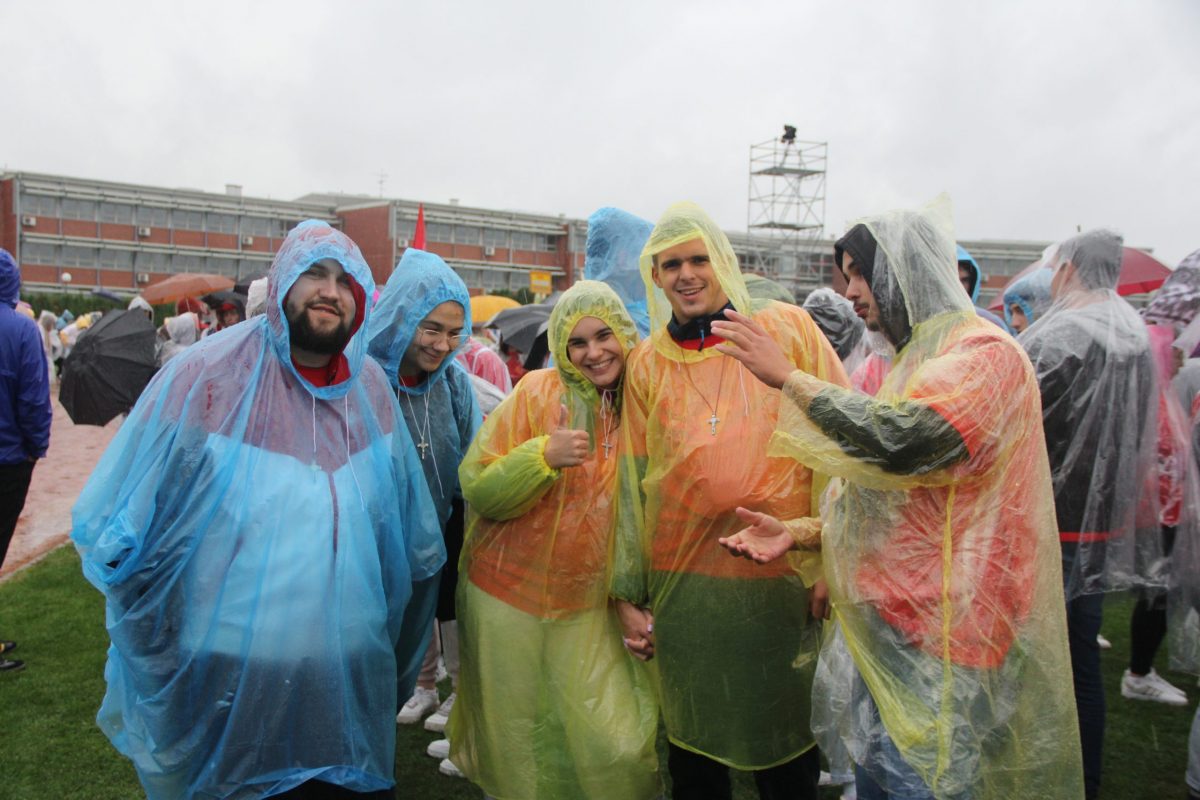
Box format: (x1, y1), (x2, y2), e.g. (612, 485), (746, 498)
(417, 439), (430, 459)
(708, 412), (720, 436)
(602, 440), (614, 459)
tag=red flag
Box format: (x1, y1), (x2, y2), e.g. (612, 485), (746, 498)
(411, 204), (426, 250)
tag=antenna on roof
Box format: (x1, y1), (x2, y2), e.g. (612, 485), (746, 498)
(377, 171), (388, 198)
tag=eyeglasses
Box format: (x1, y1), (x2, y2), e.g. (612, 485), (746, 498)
(417, 328), (463, 348)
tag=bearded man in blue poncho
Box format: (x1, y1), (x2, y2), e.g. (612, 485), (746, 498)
(72, 221), (445, 800)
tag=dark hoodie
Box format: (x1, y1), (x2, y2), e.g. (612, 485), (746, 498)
(0, 248), (51, 464)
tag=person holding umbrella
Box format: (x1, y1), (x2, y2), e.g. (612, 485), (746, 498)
(0, 248), (51, 674)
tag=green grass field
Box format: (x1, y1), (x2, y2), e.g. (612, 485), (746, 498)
(0, 546), (1194, 799)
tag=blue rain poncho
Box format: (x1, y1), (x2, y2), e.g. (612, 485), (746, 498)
(71, 220), (445, 800)
(956, 245), (1011, 332)
(1002, 268), (1053, 330)
(584, 207), (654, 338)
(368, 248), (482, 526)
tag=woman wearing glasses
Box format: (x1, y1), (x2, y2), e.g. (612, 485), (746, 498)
(447, 280), (660, 799)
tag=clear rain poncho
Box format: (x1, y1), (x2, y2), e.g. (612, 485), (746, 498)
(448, 280), (659, 799)
(767, 196), (1082, 798)
(71, 221), (445, 800)
(611, 202), (848, 769)
(1019, 230), (1163, 599)
(584, 207), (655, 338)
(803, 287), (866, 362)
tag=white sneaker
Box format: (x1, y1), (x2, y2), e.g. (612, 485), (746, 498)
(424, 692), (456, 732)
(841, 783), (858, 800)
(1097, 634), (1112, 649)
(1122, 668), (1187, 706)
(426, 738), (450, 759)
(396, 686), (440, 725)
(439, 757), (465, 778)
(819, 771), (835, 787)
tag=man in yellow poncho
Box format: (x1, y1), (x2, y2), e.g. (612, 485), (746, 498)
(713, 196), (1084, 799)
(610, 201), (847, 799)
(448, 280), (660, 799)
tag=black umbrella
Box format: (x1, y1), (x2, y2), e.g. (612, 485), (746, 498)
(486, 304), (552, 354)
(60, 310), (158, 426)
(90, 288), (125, 304)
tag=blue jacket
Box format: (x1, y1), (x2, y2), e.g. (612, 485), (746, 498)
(0, 249), (51, 465)
(957, 244), (1013, 334)
(71, 222), (444, 799)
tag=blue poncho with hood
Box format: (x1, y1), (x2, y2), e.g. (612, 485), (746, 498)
(367, 248), (482, 526)
(957, 245), (1012, 333)
(71, 221), (445, 800)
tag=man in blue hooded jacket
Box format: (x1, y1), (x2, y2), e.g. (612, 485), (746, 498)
(0, 248), (51, 674)
(957, 245), (1012, 332)
(72, 222), (444, 800)
(367, 248), (481, 776)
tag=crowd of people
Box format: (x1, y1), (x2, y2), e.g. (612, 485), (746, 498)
(2, 191), (1200, 799)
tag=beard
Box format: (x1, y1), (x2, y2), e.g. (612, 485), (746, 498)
(287, 306), (353, 355)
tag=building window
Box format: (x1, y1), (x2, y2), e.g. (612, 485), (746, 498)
(61, 198), (96, 221)
(426, 223), (452, 243)
(22, 242), (58, 264)
(19, 193), (58, 217)
(454, 225), (482, 245)
(239, 259), (269, 280)
(136, 206), (170, 227)
(207, 212), (237, 233)
(539, 234), (559, 252)
(61, 245), (97, 267)
(243, 216), (274, 237)
(511, 232), (535, 251)
(173, 253), (203, 273)
(483, 228), (509, 248)
(99, 249), (134, 269)
(135, 251), (170, 273)
(207, 256), (237, 276)
(100, 202), (135, 224)
(174, 209), (204, 231)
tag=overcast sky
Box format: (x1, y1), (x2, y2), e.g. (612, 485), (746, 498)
(4, 1), (1197, 265)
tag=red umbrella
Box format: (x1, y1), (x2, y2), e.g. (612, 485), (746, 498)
(141, 273), (235, 305)
(988, 247), (1171, 311)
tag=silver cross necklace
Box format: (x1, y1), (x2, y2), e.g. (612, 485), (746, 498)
(681, 355), (728, 437)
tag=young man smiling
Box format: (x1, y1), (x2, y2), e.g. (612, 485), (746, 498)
(610, 201), (846, 800)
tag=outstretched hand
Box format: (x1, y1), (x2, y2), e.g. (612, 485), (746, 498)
(711, 309), (794, 390)
(717, 507), (796, 564)
(544, 405), (589, 469)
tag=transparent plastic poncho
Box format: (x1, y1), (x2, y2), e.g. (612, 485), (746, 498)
(584, 207), (655, 338)
(610, 202), (848, 769)
(1143, 248), (1200, 329)
(448, 280), (659, 799)
(1019, 232), (1164, 599)
(803, 287), (865, 362)
(71, 221), (445, 800)
(767, 197), (1083, 798)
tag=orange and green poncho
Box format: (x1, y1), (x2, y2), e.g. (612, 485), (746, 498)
(610, 201), (848, 769)
(448, 280), (660, 800)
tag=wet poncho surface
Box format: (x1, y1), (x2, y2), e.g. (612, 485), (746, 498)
(583, 207), (655, 338)
(449, 280), (659, 799)
(1019, 231), (1163, 599)
(1001, 267), (1053, 329)
(71, 221), (445, 800)
(770, 197), (1083, 798)
(368, 248), (482, 526)
(611, 202), (847, 769)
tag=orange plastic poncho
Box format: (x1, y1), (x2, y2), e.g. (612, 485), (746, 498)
(447, 280), (660, 799)
(610, 202), (848, 769)
(771, 197), (1082, 798)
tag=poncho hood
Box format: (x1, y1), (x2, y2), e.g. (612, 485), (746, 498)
(547, 280), (639, 406)
(638, 201), (752, 332)
(266, 220), (373, 400)
(1002, 268), (1053, 329)
(367, 248), (471, 396)
(956, 244), (982, 303)
(802, 288), (864, 361)
(584, 207), (653, 338)
(0, 249), (19, 308)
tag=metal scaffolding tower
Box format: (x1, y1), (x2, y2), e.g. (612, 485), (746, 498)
(745, 132), (829, 297)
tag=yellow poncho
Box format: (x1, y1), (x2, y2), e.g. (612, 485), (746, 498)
(448, 280), (660, 799)
(611, 202), (847, 769)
